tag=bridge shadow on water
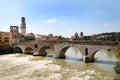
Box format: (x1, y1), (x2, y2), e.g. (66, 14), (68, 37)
(65, 56), (83, 62)
(94, 59), (116, 65)
(65, 57), (116, 66)
(43, 54), (116, 65)
(46, 54), (55, 58)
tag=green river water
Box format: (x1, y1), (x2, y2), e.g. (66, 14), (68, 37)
(0, 47), (119, 80)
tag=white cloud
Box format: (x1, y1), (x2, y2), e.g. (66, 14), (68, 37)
(47, 18), (56, 23)
(103, 22), (109, 26)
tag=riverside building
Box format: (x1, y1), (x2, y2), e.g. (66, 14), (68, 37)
(0, 31), (12, 46)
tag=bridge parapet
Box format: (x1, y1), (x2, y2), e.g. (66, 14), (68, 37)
(35, 40), (119, 45)
(13, 40), (119, 62)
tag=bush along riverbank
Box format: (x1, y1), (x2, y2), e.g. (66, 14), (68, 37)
(0, 46), (13, 55)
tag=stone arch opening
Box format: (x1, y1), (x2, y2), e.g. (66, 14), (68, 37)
(59, 46), (70, 58)
(39, 46), (52, 56)
(24, 47), (34, 54)
(89, 49), (116, 62)
(58, 46), (83, 59)
(14, 47), (23, 53)
(65, 46), (83, 60)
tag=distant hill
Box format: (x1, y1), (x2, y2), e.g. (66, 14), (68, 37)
(87, 32), (120, 41)
(97, 32), (120, 36)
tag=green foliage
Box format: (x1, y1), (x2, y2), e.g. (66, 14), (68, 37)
(114, 61), (120, 79)
(83, 36), (91, 40)
(114, 62), (120, 74)
(83, 32), (120, 41)
(58, 35), (69, 40)
(58, 36), (65, 40)
(19, 34), (35, 42)
(24, 36), (35, 41)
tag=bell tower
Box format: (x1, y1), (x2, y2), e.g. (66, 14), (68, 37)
(21, 17), (26, 34)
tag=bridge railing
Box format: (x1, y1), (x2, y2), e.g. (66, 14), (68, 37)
(37, 40), (119, 45)
(13, 40), (119, 46)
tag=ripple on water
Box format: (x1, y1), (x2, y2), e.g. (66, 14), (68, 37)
(0, 54), (116, 80)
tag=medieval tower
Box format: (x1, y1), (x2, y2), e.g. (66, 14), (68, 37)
(10, 26), (19, 43)
(21, 17), (26, 34)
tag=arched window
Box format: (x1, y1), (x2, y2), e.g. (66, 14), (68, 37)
(34, 44), (38, 48)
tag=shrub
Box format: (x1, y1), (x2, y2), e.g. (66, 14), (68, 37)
(114, 61), (120, 80)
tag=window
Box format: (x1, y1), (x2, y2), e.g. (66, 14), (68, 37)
(5, 34), (9, 35)
(4, 37), (9, 42)
(4, 39), (9, 42)
(4, 37), (9, 39)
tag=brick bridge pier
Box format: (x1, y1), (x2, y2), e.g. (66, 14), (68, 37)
(13, 40), (119, 62)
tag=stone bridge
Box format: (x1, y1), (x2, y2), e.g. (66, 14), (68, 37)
(13, 40), (120, 62)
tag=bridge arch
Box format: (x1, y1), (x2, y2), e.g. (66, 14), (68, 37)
(89, 48), (116, 62)
(58, 46), (70, 58)
(39, 46), (52, 56)
(24, 47), (34, 54)
(14, 47), (23, 53)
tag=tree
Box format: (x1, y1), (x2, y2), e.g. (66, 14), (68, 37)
(83, 36), (91, 40)
(113, 61), (120, 80)
(19, 34), (35, 42)
(115, 34), (120, 41)
(58, 35), (65, 40)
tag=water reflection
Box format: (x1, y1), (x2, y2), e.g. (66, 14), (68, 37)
(66, 56), (83, 61)
(65, 47), (82, 59)
(95, 49), (118, 61)
(45, 47), (119, 65)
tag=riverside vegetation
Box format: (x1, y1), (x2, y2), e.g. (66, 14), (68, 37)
(114, 61), (120, 80)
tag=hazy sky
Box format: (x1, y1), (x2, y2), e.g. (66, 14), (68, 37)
(0, 0), (120, 37)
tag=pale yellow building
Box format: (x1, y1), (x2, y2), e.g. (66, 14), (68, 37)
(0, 32), (12, 46)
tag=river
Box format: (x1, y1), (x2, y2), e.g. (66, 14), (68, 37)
(0, 47), (119, 80)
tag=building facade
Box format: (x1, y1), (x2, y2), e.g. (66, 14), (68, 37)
(0, 32), (12, 46)
(10, 26), (19, 43)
